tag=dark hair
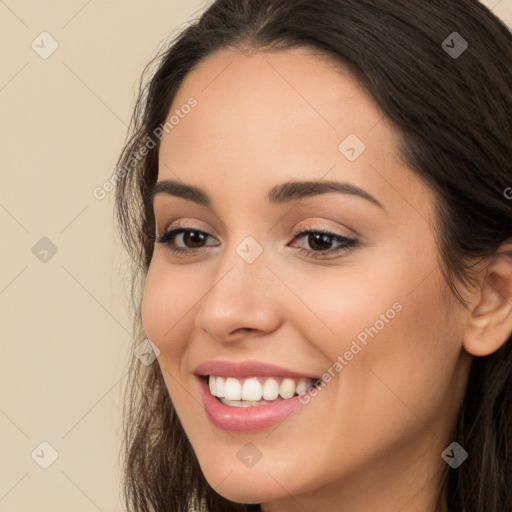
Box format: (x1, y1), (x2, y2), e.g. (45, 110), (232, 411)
(114, 1), (512, 511)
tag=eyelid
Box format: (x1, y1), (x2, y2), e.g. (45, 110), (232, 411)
(159, 219), (354, 241)
(157, 227), (358, 262)
(158, 218), (216, 237)
(159, 222), (358, 251)
(292, 219), (356, 239)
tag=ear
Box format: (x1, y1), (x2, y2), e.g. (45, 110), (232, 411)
(463, 243), (512, 357)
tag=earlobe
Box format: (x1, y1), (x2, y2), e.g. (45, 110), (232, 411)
(463, 245), (512, 357)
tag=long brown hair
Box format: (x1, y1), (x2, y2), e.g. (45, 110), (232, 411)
(114, 1), (512, 510)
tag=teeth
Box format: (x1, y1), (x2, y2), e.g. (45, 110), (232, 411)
(242, 378), (262, 401)
(215, 376), (225, 397)
(207, 375), (316, 402)
(224, 377), (242, 400)
(279, 378), (296, 399)
(262, 378), (279, 400)
(295, 379), (310, 394)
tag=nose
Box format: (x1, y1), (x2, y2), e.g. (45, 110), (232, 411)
(194, 244), (281, 344)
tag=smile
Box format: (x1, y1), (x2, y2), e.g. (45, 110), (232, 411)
(208, 375), (318, 406)
(197, 374), (321, 432)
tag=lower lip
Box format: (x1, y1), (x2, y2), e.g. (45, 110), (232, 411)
(197, 376), (308, 432)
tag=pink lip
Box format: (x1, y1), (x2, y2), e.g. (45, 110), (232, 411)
(196, 375), (309, 432)
(194, 359), (319, 380)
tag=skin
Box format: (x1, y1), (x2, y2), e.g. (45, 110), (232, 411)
(141, 47), (512, 512)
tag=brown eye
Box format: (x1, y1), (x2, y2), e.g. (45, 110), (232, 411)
(155, 226), (358, 260)
(290, 229), (359, 259)
(156, 228), (219, 253)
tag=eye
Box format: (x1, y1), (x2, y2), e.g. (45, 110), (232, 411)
(289, 228), (359, 259)
(153, 225), (359, 260)
(155, 227), (219, 254)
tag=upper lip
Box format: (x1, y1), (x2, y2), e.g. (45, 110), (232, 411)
(194, 360), (320, 380)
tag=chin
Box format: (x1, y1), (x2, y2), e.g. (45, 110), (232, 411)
(198, 459), (295, 505)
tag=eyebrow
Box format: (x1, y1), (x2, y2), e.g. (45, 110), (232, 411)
(147, 179), (385, 210)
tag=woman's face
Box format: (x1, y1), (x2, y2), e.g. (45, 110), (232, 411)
(142, 48), (472, 510)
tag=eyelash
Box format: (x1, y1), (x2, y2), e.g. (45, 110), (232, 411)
(153, 224), (359, 259)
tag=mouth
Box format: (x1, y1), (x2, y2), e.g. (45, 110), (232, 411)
(205, 375), (321, 407)
(196, 374), (321, 432)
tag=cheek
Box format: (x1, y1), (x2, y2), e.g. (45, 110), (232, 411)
(280, 259), (405, 356)
(141, 263), (200, 418)
(141, 261), (193, 356)
(321, 268), (462, 454)
(291, 247), (463, 447)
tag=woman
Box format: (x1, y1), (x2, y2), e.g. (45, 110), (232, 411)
(114, 1), (512, 511)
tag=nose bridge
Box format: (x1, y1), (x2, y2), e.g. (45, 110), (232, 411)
(194, 235), (280, 341)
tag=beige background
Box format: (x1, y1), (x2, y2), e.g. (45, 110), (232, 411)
(1, 1), (511, 511)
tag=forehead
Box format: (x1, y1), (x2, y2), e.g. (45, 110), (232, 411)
(161, 46), (389, 156)
(156, 47), (428, 216)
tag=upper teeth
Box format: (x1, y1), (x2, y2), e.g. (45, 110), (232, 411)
(208, 376), (315, 401)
